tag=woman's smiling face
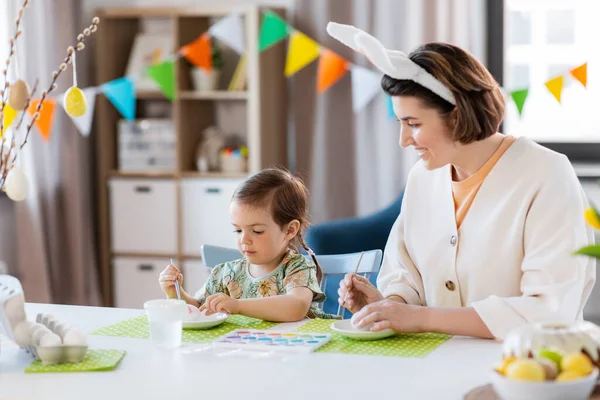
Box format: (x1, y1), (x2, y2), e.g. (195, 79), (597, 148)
(392, 95), (457, 170)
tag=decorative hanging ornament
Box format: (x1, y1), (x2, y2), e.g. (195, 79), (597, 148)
(64, 86), (87, 117)
(4, 167), (29, 202)
(64, 50), (87, 117)
(8, 79), (30, 111)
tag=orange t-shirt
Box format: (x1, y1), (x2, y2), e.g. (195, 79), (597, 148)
(452, 136), (516, 229)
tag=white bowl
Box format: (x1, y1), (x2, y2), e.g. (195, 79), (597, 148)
(182, 312), (229, 330)
(330, 319), (395, 341)
(490, 368), (598, 400)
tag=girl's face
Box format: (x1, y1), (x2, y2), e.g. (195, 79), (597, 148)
(230, 200), (299, 269)
(392, 95), (457, 170)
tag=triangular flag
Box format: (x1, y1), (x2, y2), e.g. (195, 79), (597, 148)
(28, 98), (56, 142)
(1, 104), (18, 135)
(570, 63), (587, 88)
(102, 77), (136, 120)
(510, 88), (529, 117)
(209, 13), (245, 54)
(181, 33), (212, 71)
(59, 87), (97, 136)
(386, 95), (395, 119)
(258, 11), (289, 52)
(147, 61), (175, 101)
(317, 49), (349, 93)
(545, 76), (564, 103)
(285, 31), (320, 77)
(351, 65), (381, 112)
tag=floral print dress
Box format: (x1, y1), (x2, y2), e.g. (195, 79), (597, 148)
(194, 250), (338, 319)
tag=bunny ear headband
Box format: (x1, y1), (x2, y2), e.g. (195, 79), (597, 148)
(326, 22), (456, 106)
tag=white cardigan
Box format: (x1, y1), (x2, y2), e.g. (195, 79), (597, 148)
(377, 137), (596, 339)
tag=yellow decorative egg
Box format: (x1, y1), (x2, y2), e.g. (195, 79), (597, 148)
(8, 79), (30, 111)
(64, 86), (87, 117)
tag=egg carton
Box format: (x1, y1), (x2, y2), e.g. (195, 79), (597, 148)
(21, 314), (88, 365)
(0, 275), (88, 366)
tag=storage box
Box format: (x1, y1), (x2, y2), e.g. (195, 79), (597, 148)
(109, 178), (177, 254)
(118, 119), (176, 172)
(113, 257), (170, 309)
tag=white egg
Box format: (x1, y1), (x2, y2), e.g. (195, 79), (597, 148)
(4, 293), (26, 326)
(62, 330), (87, 346)
(39, 332), (62, 347)
(13, 320), (35, 346)
(31, 325), (51, 346)
(4, 167), (29, 202)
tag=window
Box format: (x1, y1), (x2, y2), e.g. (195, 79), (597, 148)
(504, 0), (600, 143)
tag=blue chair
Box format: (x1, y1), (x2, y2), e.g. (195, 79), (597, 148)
(305, 192), (403, 255)
(200, 244), (382, 317)
(305, 192), (403, 303)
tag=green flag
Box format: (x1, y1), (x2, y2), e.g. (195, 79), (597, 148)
(510, 88), (529, 117)
(147, 61), (175, 101)
(258, 11), (289, 52)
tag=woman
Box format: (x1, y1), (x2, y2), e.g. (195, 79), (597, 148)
(329, 23), (596, 339)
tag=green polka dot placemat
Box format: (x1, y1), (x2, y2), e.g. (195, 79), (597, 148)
(296, 319), (451, 357)
(25, 350), (126, 373)
(90, 314), (277, 343)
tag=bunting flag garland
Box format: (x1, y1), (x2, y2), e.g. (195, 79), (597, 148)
(285, 31), (320, 77)
(317, 49), (349, 93)
(258, 11), (289, 51)
(9, 11), (595, 144)
(570, 62), (587, 88)
(181, 33), (212, 71)
(209, 12), (245, 54)
(351, 65), (381, 112)
(27, 98), (56, 142)
(386, 95), (395, 119)
(510, 88), (529, 117)
(102, 77), (136, 121)
(545, 76), (564, 103)
(2, 104), (18, 133)
(147, 61), (176, 101)
(60, 87), (98, 137)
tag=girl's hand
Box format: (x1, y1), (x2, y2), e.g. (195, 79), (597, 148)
(338, 274), (384, 313)
(158, 264), (183, 299)
(200, 293), (239, 316)
(350, 299), (427, 333)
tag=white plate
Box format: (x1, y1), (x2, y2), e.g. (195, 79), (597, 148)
(182, 313), (229, 330)
(330, 319), (396, 341)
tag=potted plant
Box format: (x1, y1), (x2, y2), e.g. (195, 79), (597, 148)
(191, 38), (224, 91)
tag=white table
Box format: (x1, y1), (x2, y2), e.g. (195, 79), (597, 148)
(0, 303), (502, 399)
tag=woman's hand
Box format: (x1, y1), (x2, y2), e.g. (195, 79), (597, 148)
(350, 298), (428, 333)
(158, 264), (183, 299)
(200, 293), (239, 316)
(338, 274), (384, 314)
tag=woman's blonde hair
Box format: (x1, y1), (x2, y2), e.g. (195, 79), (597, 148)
(232, 168), (323, 282)
(382, 42), (505, 144)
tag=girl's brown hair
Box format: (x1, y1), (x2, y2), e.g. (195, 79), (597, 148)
(232, 168), (323, 282)
(381, 42), (505, 144)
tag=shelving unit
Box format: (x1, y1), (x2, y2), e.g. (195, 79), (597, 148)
(94, 5), (287, 307)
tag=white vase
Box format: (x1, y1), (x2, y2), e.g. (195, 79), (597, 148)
(191, 68), (221, 91)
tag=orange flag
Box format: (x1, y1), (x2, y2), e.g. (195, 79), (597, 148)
(317, 49), (349, 93)
(181, 33), (212, 71)
(28, 98), (56, 142)
(545, 76), (564, 103)
(570, 63), (587, 88)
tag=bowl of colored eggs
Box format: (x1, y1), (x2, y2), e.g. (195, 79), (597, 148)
(491, 322), (600, 400)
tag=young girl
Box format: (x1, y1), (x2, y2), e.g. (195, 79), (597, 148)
(158, 168), (335, 322)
